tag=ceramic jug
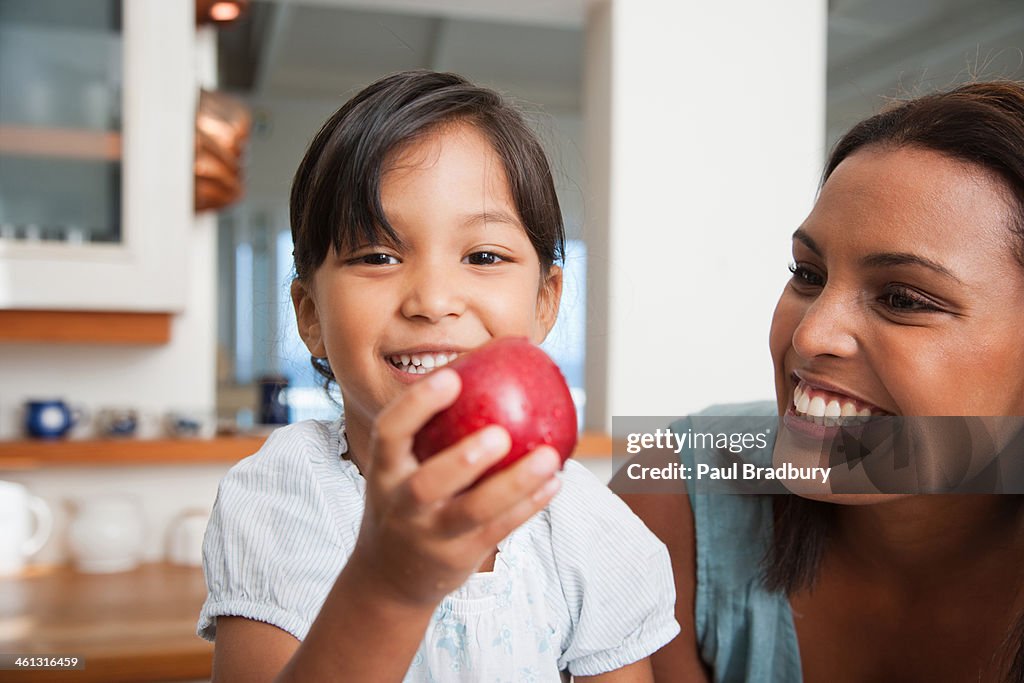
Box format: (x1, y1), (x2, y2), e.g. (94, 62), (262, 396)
(0, 481), (52, 575)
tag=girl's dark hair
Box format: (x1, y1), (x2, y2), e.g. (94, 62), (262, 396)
(763, 80), (1024, 682)
(289, 70), (566, 388)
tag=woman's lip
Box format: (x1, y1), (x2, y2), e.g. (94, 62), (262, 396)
(783, 406), (844, 440)
(790, 372), (893, 415)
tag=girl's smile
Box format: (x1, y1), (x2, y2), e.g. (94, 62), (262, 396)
(386, 350), (464, 377)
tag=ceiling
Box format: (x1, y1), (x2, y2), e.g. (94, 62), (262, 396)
(827, 0), (1024, 142)
(217, 0), (1024, 144)
(218, 1), (584, 111)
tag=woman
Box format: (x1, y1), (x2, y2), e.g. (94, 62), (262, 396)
(621, 81), (1024, 682)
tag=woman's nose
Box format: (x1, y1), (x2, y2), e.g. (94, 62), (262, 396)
(399, 265), (466, 323)
(791, 287), (859, 360)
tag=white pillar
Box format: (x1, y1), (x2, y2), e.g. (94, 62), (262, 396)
(584, 0), (827, 430)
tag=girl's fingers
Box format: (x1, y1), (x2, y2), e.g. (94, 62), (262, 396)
(370, 369), (461, 483)
(399, 425), (512, 509)
(437, 446), (562, 536)
(477, 472), (562, 548)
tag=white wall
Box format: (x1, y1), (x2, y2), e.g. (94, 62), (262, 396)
(585, 0), (827, 430)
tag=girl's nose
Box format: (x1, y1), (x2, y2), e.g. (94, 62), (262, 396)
(791, 287), (859, 361)
(399, 265), (466, 323)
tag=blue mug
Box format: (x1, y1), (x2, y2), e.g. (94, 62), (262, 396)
(24, 400), (81, 439)
(96, 408), (139, 438)
(257, 375), (290, 425)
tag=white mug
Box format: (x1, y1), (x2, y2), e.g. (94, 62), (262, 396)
(0, 481), (53, 575)
(67, 496), (144, 573)
(166, 509), (209, 567)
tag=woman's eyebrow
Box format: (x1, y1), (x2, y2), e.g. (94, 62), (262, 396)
(792, 228), (821, 256)
(793, 228), (963, 283)
(861, 252), (963, 283)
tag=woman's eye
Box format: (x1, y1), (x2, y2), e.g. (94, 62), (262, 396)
(464, 251), (504, 266)
(357, 253), (398, 266)
(880, 286), (939, 312)
(788, 263), (824, 287)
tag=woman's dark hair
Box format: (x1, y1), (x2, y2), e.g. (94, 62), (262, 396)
(289, 70), (566, 388)
(763, 80), (1024, 682)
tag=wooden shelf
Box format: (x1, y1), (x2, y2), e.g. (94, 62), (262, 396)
(0, 436), (267, 470)
(0, 125), (121, 161)
(0, 310), (173, 345)
(0, 432), (613, 470)
(575, 431), (614, 459)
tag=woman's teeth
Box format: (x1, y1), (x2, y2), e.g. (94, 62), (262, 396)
(793, 381), (886, 425)
(388, 352), (459, 374)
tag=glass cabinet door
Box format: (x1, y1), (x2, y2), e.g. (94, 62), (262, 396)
(0, 0), (123, 245)
(0, 0), (195, 312)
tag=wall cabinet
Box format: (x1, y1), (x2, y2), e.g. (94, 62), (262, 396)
(0, 0), (194, 312)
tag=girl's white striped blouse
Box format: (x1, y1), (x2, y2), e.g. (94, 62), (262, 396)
(198, 418), (679, 680)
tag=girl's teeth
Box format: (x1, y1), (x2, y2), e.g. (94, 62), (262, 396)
(389, 352), (458, 374)
(840, 402), (858, 417)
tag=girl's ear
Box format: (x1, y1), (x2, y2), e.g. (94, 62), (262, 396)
(291, 279), (327, 357)
(533, 264), (563, 343)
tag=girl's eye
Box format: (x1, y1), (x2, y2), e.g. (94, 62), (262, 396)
(788, 262), (824, 288)
(880, 285), (940, 312)
(355, 253), (399, 266)
(464, 251), (504, 266)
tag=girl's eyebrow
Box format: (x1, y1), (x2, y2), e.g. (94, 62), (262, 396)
(462, 210), (523, 228)
(792, 228), (962, 283)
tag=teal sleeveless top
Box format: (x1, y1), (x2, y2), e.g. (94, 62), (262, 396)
(675, 402), (803, 682)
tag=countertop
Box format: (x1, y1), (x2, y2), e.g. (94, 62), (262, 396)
(0, 562), (212, 682)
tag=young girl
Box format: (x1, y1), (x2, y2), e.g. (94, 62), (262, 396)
(622, 80), (1024, 682)
(198, 70), (678, 682)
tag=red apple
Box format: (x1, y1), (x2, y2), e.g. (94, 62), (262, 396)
(413, 337), (578, 478)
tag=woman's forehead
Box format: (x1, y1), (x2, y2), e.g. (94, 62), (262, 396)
(804, 146), (1017, 260)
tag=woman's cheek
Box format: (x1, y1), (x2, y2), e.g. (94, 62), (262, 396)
(768, 290), (800, 363)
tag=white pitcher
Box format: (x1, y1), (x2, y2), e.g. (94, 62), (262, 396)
(0, 481), (53, 575)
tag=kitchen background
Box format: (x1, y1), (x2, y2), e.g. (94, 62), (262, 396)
(1, 0), (1023, 680)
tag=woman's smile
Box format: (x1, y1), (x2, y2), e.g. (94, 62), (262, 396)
(789, 376), (891, 424)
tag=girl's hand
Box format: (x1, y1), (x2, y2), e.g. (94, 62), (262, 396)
(348, 368), (563, 607)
